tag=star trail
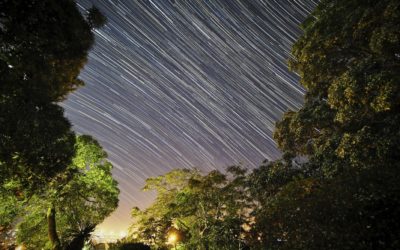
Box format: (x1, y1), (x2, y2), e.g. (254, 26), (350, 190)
(61, 0), (317, 233)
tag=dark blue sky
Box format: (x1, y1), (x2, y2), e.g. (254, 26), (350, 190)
(62, 0), (317, 235)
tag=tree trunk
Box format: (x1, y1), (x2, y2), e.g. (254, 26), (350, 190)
(47, 205), (61, 250)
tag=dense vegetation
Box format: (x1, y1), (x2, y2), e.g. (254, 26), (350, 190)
(0, 1), (119, 249)
(127, 0), (400, 249)
(16, 135), (119, 250)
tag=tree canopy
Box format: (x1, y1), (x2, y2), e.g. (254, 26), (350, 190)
(16, 135), (119, 250)
(129, 167), (252, 249)
(275, 0), (400, 176)
(0, 0), (103, 191)
(267, 0), (400, 248)
(0, 1), (115, 249)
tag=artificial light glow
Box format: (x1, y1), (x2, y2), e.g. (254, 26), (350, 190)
(167, 233), (178, 244)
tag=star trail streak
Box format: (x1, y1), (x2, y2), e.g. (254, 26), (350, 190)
(62, 0), (318, 233)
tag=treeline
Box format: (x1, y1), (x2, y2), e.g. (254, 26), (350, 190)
(0, 1), (118, 250)
(127, 0), (400, 249)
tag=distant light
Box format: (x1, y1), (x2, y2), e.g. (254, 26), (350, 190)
(120, 231), (127, 238)
(97, 230), (104, 237)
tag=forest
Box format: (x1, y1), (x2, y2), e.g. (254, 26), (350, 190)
(1, 0), (399, 249)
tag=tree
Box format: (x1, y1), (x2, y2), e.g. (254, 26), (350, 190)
(264, 0), (400, 249)
(181, 167), (252, 249)
(275, 0), (400, 175)
(87, 6), (108, 29)
(0, 0), (105, 191)
(245, 159), (304, 248)
(129, 166), (252, 250)
(0, 100), (76, 191)
(248, 163), (400, 250)
(129, 169), (198, 248)
(0, 0), (95, 100)
(16, 135), (119, 250)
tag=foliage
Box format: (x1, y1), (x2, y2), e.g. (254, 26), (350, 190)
(129, 169), (197, 248)
(87, 6), (108, 29)
(0, 94), (76, 192)
(0, 181), (25, 247)
(0, 1), (109, 248)
(256, 0), (400, 249)
(248, 163), (400, 250)
(0, 0), (94, 100)
(0, 0), (104, 191)
(129, 167), (252, 249)
(109, 242), (151, 250)
(16, 135), (119, 249)
(275, 0), (400, 176)
(0, 181), (24, 229)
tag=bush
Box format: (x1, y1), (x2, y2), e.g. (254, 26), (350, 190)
(109, 242), (151, 250)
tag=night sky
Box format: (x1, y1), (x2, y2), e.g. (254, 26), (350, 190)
(61, 0), (317, 235)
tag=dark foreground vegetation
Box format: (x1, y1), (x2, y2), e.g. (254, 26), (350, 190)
(0, 1), (118, 249)
(1, 0), (399, 249)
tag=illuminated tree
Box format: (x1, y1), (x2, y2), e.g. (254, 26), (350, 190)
(16, 136), (119, 250)
(129, 169), (198, 248)
(129, 166), (252, 249)
(275, 0), (400, 176)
